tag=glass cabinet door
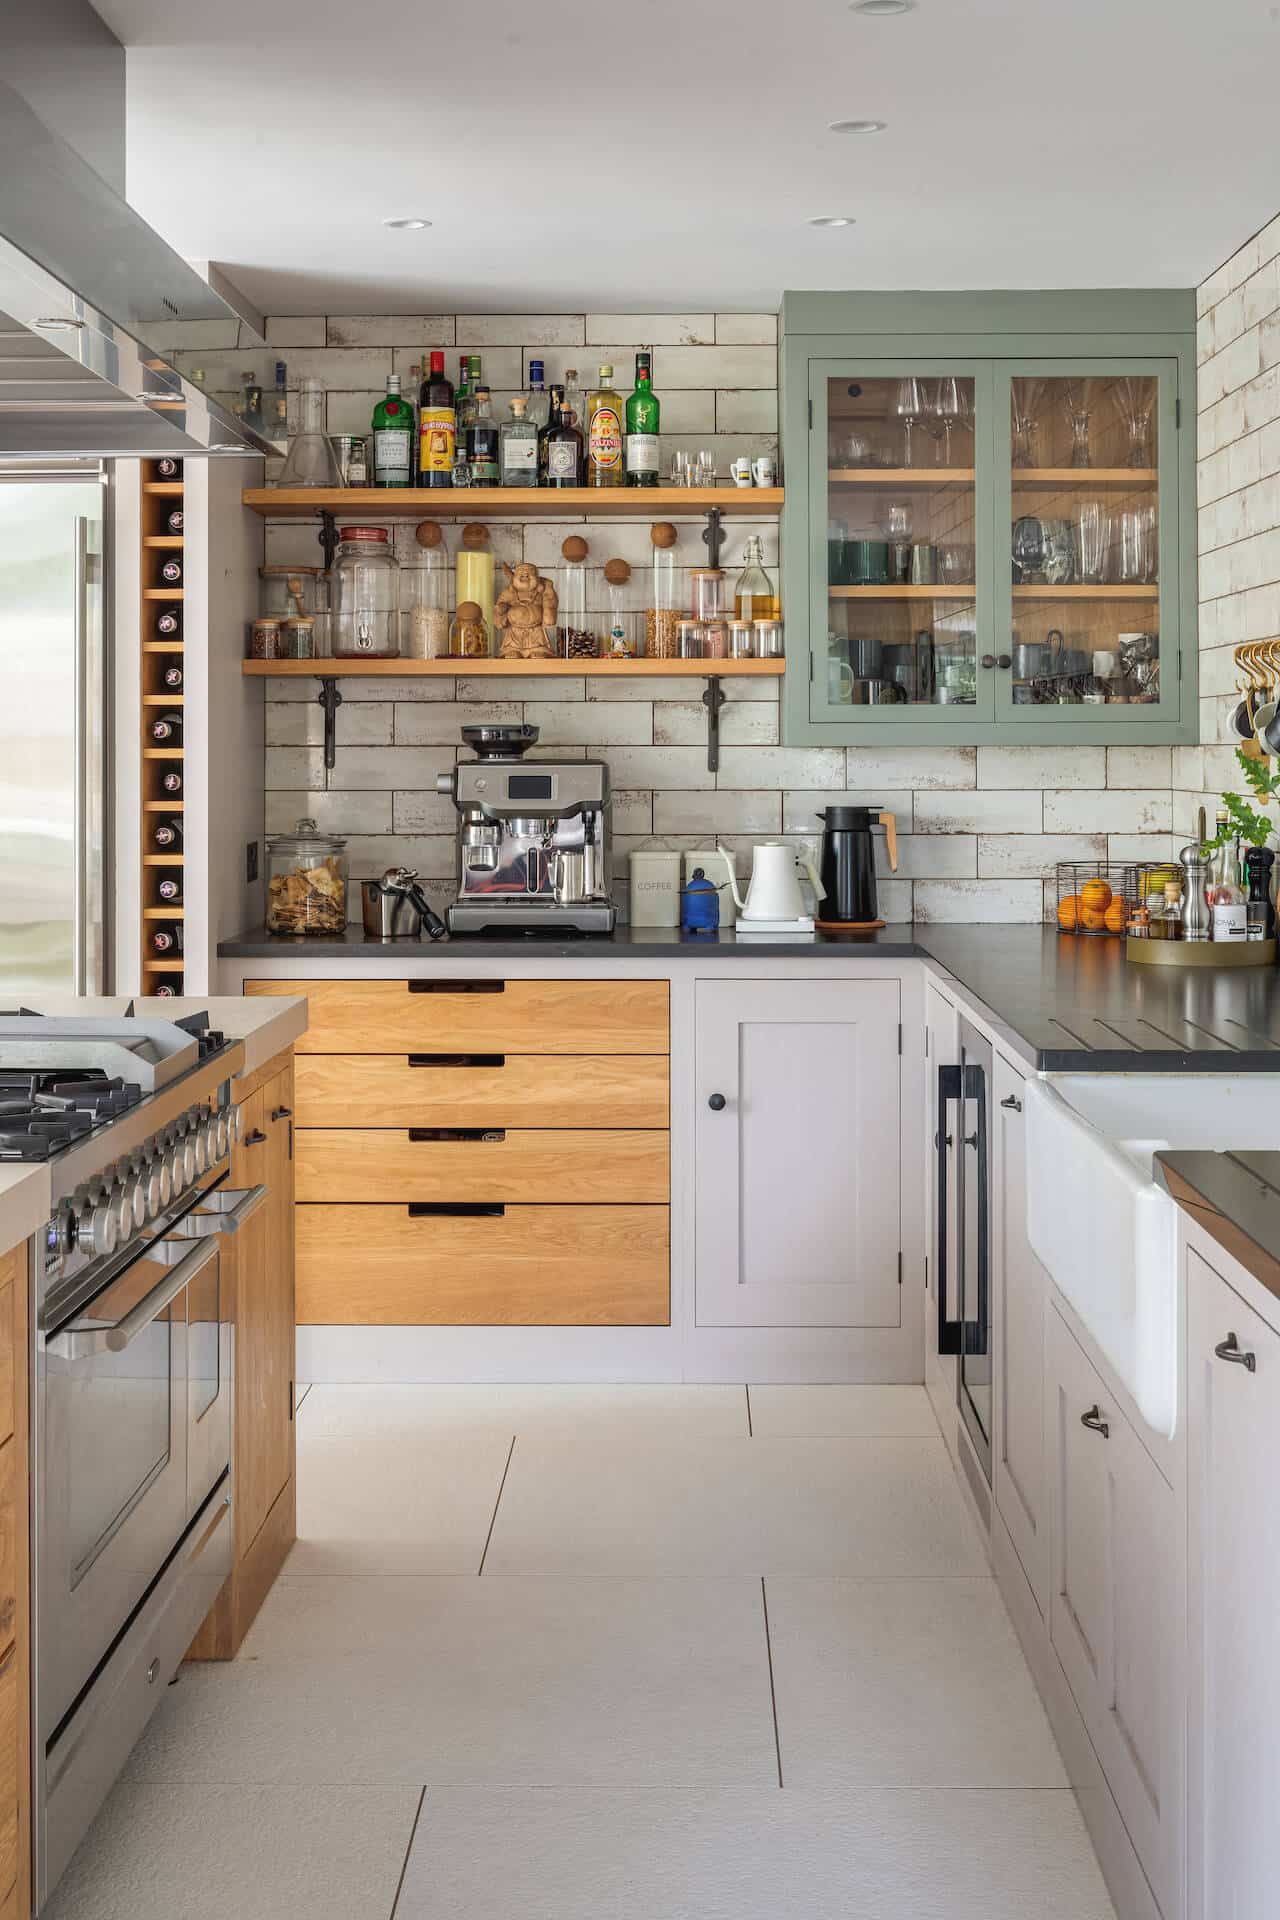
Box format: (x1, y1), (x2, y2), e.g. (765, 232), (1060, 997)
(996, 361), (1177, 724)
(810, 362), (994, 724)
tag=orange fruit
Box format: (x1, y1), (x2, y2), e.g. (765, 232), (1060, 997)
(1081, 877), (1113, 914)
(1104, 898), (1129, 933)
(1057, 893), (1081, 931)
(1080, 904), (1108, 931)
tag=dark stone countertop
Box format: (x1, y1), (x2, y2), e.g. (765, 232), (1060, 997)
(218, 922), (1280, 1074)
(1157, 1151), (1280, 1304)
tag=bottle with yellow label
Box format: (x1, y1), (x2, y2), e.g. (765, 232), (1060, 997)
(416, 350), (455, 489)
(586, 364), (624, 488)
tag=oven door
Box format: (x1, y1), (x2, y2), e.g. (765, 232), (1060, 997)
(40, 1234), (217, 1740)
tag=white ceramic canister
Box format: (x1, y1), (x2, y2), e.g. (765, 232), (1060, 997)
(629, 845), (682, 927)
(683, 849), (738, 926)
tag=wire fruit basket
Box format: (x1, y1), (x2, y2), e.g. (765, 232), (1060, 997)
(1054, 862), (1141, 936)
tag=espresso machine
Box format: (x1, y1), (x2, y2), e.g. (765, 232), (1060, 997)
(436, 725), (616, 934)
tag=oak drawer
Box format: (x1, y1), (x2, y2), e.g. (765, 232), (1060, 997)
(0, 1277), (15, 1451)
(293, 1052), (670, 1129)
(296, 1129), (669, 1204)
(296, 1203), (669, 1325)
(246, 979), (669, 1055)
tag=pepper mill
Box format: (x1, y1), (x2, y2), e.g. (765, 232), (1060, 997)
(1178, 844), (1212, 942)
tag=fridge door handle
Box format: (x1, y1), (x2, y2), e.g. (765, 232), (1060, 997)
(935, 1064), (962, 1357)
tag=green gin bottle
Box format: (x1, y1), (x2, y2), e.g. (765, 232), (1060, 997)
(625, 351), (660, 487)
(371, 373), (413, 487)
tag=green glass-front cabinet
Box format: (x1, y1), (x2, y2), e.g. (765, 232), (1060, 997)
(779, 291), (1197, 745)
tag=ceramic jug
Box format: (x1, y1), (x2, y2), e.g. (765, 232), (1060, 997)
(718, 841), (825, 923)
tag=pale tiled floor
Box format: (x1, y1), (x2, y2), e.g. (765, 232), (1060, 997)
(48, 1384), (1116, 1920)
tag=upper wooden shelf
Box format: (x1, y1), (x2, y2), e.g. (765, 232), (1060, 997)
(1013, 468), (1157, 486)
(241, 485), (784, 520)
(829, 469), (973, 485)
(242, 657), (785, 679)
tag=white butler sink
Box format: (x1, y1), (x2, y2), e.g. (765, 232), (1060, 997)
(1025, 1075), (1280, 1439)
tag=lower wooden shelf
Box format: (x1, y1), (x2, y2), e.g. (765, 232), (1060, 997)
(242, 657), (784, 679)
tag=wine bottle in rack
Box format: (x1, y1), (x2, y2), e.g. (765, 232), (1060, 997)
(166, 508), (184, 534)
(148, 710), (183, 745)
(161, 661), (184, 691)
(156, 607), (181, 638)
(155, 457), (182, 479)
(159, 767), (183, 797)
(153, 981), (180, 998)
(150, 923), (184, 956)
(156, 873), (183, 905)
(152, 818), (183, 850)
(159, 556), (183, 588)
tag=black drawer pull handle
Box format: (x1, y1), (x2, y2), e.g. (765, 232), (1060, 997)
(1215, 1332), (1257, 1371)
(271, 1105), (292, 1121)
(408, 1053), (506, 1069)
(407, 1202), (506, 1218)
(1000, 1094), (1022, 1112)
(1080, 1404), (1110, 1438)
(408, 980), (505, 995)
(708, 1093), (726, 1111)
(243, 1129), (268, 1146)
(408, 1128), (505, 1143)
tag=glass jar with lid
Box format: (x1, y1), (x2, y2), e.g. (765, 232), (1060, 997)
(331, 526), (401, 658)
(265, 817), (348, 936)
(647, 520), (681, 659)
(405, 520), (450, 658)
(556, 534), (597, 658)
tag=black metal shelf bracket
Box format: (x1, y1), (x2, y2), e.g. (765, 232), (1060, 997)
(318, 509), (339, 570)
(701, 505), (724, 569)
(702, 675), (726, 774)
(317, 677), (343, 771)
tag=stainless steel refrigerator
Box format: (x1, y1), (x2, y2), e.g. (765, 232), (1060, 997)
(0, 469), (109, 994)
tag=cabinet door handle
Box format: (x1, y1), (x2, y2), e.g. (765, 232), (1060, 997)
(408, 1053), (506, 1069)
(1214, 1332), (1257, 1372)
(708, 1093), (727, 1111)
(408, 1127), (505, 1143)
(270, 1105), (292, 1121)
(980, 654), (996, 670)
(408, 980), (504, 995)
(1080, 1404), (1110, 1438)
(996, 653), (1012, 670)
(407, 1202), (505, 1219)
(1000, 1094), (1022, 1112)
(243, 1129), (268, 1146)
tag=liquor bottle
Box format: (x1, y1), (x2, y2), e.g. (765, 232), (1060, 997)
(160, 555), (183, 588)
(156, 607), (181, 639)
(500, 396), (538, 486)
(273, 360), (288, 438)
(562, 369), (586, 436)
(525, 358), (551, 435)
(161, 660), (184, 691)
(372, 374), (414, 486)
(544, 394), (584, 488)
(734, 536), (780, 621)
(166, 507), (184, 534)
(586, 365), (624, 487)
(538, 383), (564, 483)
(416, 349), (456, 489)
(160, 767), (183, 797)
(156, 873), (183, 905)
(1208, 814), (1248, 941)
(241, 371), (264, 431)
(454, 356), (480, 486)
(624, 351), (660, 487)
(150, 923), (184, 956)
(155, 457), (182, 479)
(149, 710), (183, 745)
(1244, 847), (1276, 941)
(152, 818), (183, 851)
(467, 386), (499, 487)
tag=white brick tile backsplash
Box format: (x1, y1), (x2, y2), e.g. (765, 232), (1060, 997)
(266, 316), (326, 348)
(876, 879), (914, 923)
(392, 789), (459, 835)
(328, 747), (456, 791)
(611, 791), (654, 835)
(845, 746), (977, 790)
(523, 702), (653, 745)
(653, 702), (779, 747)
(457, 315), (585, 347)
(1106, 833), (1177, 864)
(913, 880), (1044, 923)
(652, 790), (782, 836)
(716, 747), (847, 790)
(715, 389), (779, 432)
(1042, 789), (1172, 834)
(393, 702), (523, 745)
(326, 315), (455, 348)
(264, 747), (325, 791)
(715, 314), (778, 345)
(888, 836), (978, 879)
(913, 790), (1043, 834)
(342, 835), (456, 880)
(782, 790), (914, 834)
(266, 790), (392, 834)
(976, 746), (1105, 790)
(648, 346), (778, 390)
(598, 746), (716, 790)
(585, 314), (715, 345)
(265, 702), (394, 748)
(977, 833), (1107, 878)
(1106, 746), (1173, 788)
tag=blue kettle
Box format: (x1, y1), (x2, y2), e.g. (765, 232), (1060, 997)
(680, 866), (721, 936)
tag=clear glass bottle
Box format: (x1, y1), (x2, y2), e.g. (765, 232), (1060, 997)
(405, 526), (450, 658)
(562, 368), (587, 441)
(1208, 819), (1248, 942)
(467, 385), (499, 487)
(372, 374), (414, 487)
(331, 526), (401, 658)
(241, 369), (264, 431)
(734, 536), (780, 622)
(603, 559), (636, 656)
(525, 358), (551, 434)
(647, 522), (681, 658)
(450, 599), (491, 659)
(273, 359), (288, 439)
(500, 395), (539, 486)
(278, 377), (341, 487)
(1148, 881), (1184, 941)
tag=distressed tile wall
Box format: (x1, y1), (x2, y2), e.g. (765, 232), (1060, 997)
(1180, 211), (1280, 839)
(240, 308), (1187, 924)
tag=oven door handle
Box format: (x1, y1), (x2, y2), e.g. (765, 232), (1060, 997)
(48, 1238), (219, 1360)
(167, 1184), (268, 1240)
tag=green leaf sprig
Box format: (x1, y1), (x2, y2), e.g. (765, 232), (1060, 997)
(1201, 748), (1280, 855)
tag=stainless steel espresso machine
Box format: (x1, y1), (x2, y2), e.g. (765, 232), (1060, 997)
(436, 725), (616, 934)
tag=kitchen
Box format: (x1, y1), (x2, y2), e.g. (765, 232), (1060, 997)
(2, 1), (1280, 1916)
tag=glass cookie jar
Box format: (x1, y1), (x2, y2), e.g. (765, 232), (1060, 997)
(265, 817), (348, 936)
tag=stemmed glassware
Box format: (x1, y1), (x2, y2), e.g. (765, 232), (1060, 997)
(1010, 378), (1046, 468)
(932, 377), (964, 466)
(1113, 378), (1155, 468)
(1063, 380), (1092, 467)
(894, 377), (925, 468)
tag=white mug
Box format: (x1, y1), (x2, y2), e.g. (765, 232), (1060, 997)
(827, 657), (854, 703)
(730, 457), (753, 488)
(752, 455), (775, 487)
(1092, 650), (1119, 678)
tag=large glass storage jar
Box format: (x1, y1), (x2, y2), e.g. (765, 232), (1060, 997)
(556, 534), (596, 658)
(331, 526), (400, 658)
(265, 817), (348, 935)
(647, 520), (681, 658)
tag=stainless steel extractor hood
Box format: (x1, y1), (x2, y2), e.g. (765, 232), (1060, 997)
(0, 79), (275, 460)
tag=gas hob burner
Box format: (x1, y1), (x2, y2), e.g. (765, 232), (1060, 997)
(0, 1070), (145, 1159)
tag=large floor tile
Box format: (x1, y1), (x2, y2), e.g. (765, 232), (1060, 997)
(767, 1576), (1068, 1788)
(484, 1435), (990, 1577)
(44, 1782), (419, 1920)
(749, 1383), (939, 1439)
(291, 1419), (513, 1574)
(300, 1382), (748, 1442)
(127, 1576), (777, 1788)
(394, 1785), (1116, 1919)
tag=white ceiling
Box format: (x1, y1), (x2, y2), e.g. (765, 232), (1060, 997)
(93, 0), (1280, 314)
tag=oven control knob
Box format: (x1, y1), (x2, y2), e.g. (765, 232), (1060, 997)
(191, 1122), (209, 1177)
(154, 1152), (172, 1211)
(212, 1110), (230, 1159)
(229, 1104), (243, 1144)
(199, 1115), (219, 1165)
(180, 1133), (197, 1185)
(77, 1196), (118, 1259)
(165, 1141), (186, 1197)
(140, 1157), (164, 1221)
(108, 1184), (134, 1244)
(122, 1171), (147, 1232)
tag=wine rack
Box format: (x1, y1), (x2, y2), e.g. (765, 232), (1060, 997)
(140, 460), (185, 995)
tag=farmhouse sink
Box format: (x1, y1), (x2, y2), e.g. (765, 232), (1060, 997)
(1024, 1075), (1280, 1438)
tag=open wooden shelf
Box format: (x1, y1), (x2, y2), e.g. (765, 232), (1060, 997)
(143, 694), (184, 706)
(1013, 468), (1157, 486)
(241, 485), (784, 521)
(143, 481), (184, 497)
(829, 584), (1157, 601)
(829, 468), (973, 485)
(143, 801), (184, 812)
(142, 960), (184, 974)
(143, 907), (184, 920)
(143, 588), (183, 601)
(143, 854), (184, 866)
(830, 585), (975, 600)
(242, 656), (786, 679)
(142, 535), (183, 549)
(1012, 584), (1158, 599)
(143, 641), (184, 654)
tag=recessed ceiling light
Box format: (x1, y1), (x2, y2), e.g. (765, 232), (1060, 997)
(828, 118), (887, 133)
(850, 0), (914, 14)
(808, 216), (856, 228)
(382, 217), (431, 230)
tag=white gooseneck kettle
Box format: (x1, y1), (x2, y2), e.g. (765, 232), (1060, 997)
(717, 841), (825, 927)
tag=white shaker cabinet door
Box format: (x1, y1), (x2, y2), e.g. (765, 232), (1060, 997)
(1187, 1249), (1280, 1920)
(694, 978), (901, 1327)
(992, 1054), (1047, 1614)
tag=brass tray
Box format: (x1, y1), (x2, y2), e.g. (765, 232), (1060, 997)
(1126, 936), (1276, 968)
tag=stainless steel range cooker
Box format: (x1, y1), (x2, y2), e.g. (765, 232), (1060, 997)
(2, 1010), (263, 1910)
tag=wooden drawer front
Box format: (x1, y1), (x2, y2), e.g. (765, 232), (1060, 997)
(0, 1441), (15, 1656)
(296, 1130), (669, 1205)
(297, 1204), (669, 1326)
(293, 1052), (670, 1129)
(0, 1632), (16, 1908)
(0, 1275), (15, 1451)
(247, 979), (670, 1055)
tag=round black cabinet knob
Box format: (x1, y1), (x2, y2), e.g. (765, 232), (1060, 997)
(708, 1093), (727, 1111)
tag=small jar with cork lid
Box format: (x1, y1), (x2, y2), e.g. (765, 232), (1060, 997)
(647, 520), (681, 660)
(556, 535), (597, 658)
(603, 557), (636, 657)
(405, 520), (450, 659)
(449, 600), (490, 659)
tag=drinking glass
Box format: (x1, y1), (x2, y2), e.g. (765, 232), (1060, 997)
(1010, 378), (1046, 468)
(1063, 380), (1091, 467)
(933, 377), (963, 465)
(696, 450), (716, 488)
(669, 449), (691, 487)
(1118, 507), (1154, 583)
(1075, 499), (1110, 583)
(1012, 514), (1046, 584)
(1113, 377), (1155, 468)
(894, 377), (925, 468)
(884, 500), (913, 540)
